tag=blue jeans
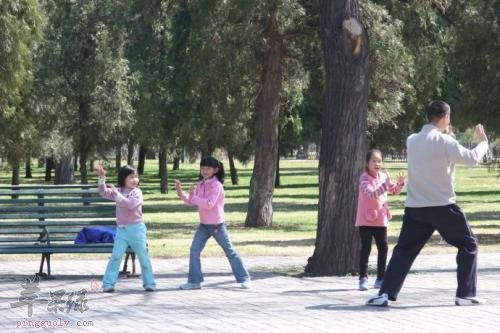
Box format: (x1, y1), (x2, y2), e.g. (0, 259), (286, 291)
(188, 223), (250, 284)
(102, 223), (156, 288)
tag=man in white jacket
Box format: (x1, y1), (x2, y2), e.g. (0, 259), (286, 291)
(367, 100), (489, 307)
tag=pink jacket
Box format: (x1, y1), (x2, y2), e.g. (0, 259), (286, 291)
(179, 177), (225, 224)
(98, 180), (143, 226)
(355, 171), (404, 227)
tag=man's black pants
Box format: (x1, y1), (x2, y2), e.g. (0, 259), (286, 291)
(380, 204), (478, 300)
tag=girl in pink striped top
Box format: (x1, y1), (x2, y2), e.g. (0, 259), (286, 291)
(355, 149), (405, 291)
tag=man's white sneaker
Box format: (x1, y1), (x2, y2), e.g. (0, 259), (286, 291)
(240, 281), (250, 289)
(366, 293), (389, 307)
(455, 296), (484, 306)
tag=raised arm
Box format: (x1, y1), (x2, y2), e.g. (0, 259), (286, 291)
(446, 124), (489, 166)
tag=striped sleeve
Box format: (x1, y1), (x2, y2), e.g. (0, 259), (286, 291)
(359, 174), (387, 199)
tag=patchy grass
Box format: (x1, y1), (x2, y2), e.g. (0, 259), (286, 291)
(1, 159), (499, 262)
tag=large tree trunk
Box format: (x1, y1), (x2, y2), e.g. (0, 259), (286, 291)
(159, 142), (168, 194)
(54, 155), (75, 184)
(138, 145), (147, 175)
(245, 9), (282, 228)
(305, 0), (370, 276)
(227, 152), (239, 185)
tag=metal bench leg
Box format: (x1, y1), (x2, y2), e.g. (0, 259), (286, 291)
(120, 253), (131, 276)
(131, 253), (136, 276)
(119, 253), (139, 278)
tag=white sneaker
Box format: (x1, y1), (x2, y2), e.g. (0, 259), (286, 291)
(455, 296), (484, 306)
(240, 281), (250, 289)
(366, 293), (389, 306)
(179, 282), (202, 290)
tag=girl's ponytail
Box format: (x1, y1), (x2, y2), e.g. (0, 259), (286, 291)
(216, 161), (225, 184)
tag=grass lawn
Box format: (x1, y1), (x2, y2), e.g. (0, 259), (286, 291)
(1, 159), (499, 261)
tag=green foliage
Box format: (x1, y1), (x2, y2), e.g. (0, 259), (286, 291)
(449, 0), (500, 134)
(0, 0), (44, 169)
(34, 0), (135, 161)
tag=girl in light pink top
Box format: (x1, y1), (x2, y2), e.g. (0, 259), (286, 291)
(174, 156), (250, 290)
(356, 149), (405, 291)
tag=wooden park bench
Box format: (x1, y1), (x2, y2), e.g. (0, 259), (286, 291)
(0, 185), (137, 279)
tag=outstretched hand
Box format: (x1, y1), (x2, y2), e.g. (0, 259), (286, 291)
(95, 164), (106, 178)
(396, 172), (405, 186)
(174, 179), (182, 192)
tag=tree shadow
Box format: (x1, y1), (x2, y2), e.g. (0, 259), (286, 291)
(305, 303), (456, 311)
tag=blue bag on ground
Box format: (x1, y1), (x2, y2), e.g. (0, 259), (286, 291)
(74, 227), (116, 244)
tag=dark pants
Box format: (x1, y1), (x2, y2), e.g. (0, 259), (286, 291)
(380, 204), (478, 300)
(359, 226), (388, 280)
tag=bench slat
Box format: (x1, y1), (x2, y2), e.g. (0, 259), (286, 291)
(0, 197), (109, 204)
(0, 205), (113, 214)
(0, 189), (99, 196)
(0, 220), (115, 227)
(0, 212), (116, 219)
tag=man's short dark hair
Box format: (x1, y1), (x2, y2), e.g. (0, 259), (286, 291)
(427, 100), (450, 122)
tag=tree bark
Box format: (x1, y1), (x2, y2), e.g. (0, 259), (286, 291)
(275, 150), (280, 187)
(228, 152), (239, 185)
(305, 0), (370, 276)
(159, 142), (168, 194)
(245, 8), (283, 227)
(54, 155), (75, 184)
(138, 145), (147, 175)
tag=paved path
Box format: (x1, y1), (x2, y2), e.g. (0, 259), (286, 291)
(1, 253), (499, 332)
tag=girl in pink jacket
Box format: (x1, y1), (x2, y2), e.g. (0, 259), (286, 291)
(356, 149), (405, 291)
(175, 156), (250, 290)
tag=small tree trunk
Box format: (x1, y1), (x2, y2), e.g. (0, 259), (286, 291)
(127, 139), (134, 166)
(245, 9), (282, 227)
(159, 143), (168, 194)
(11, 158), (20, 185)
(228, 152), (239, 185)
(54, 155), (75, 184)
(173, 156), (180, 170)
(138, 145), (147, 175)
(115, 145), (122, 172)
(45, 157), (55, 181)
(79, 153), (88, 185)
(10, 157), (20, 199)
(305, 0), (370, 276)
(25, 158), (32, 178)
(74, 153), (78, 171)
